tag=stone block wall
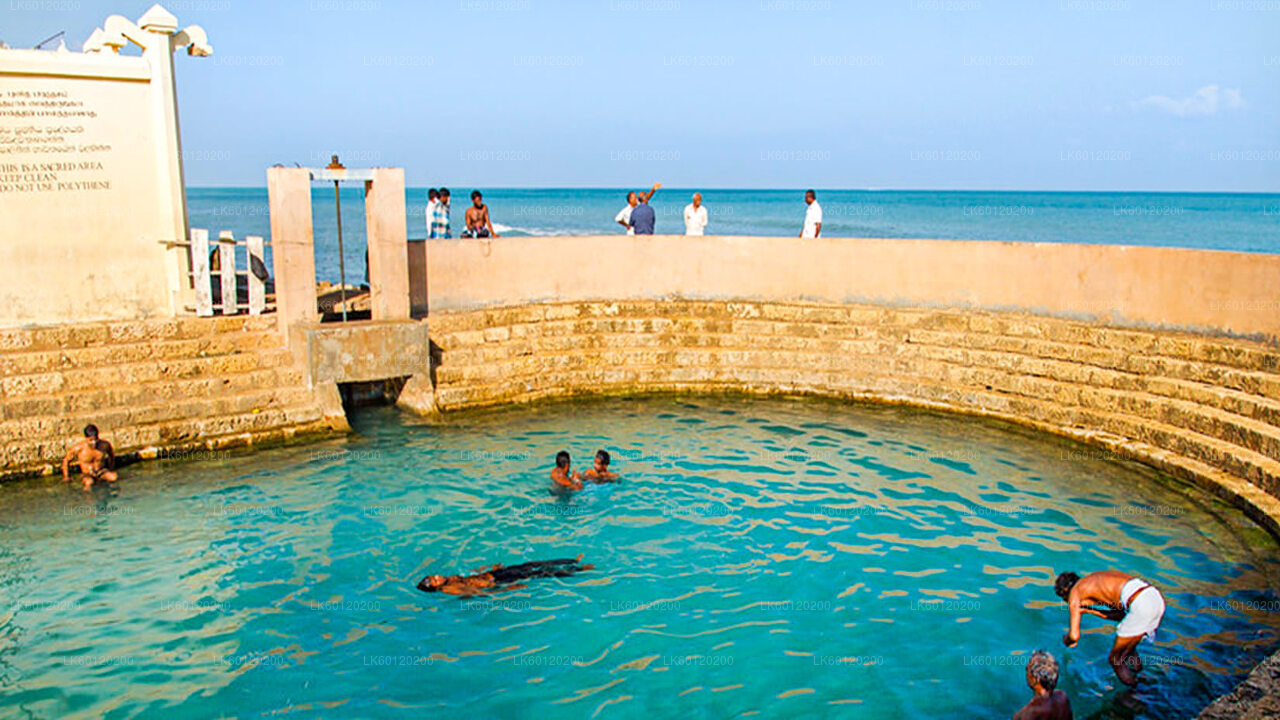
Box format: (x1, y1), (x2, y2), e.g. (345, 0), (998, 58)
(0, 314), (337, 479)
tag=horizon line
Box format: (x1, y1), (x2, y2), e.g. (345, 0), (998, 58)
(184, 185), (1280, 195)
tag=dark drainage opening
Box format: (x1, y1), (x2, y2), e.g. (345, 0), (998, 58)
(339, 377), (409, 413)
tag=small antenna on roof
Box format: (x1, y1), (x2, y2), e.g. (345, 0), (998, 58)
(34, 31), (65, 50)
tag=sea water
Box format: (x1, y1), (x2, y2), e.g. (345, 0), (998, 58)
(186, 188), (1280, 283)
(1, 397), (1277, 719)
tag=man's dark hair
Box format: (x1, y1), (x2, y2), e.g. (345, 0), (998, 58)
(596, 450), (611, 467)
(1054, 572), (1079, 601)
(555, 451), (571, 469)
(428, 188), (439, 200)
(805, 189), (816, 198)
(439, 187), (450, 198)
(471, 190), (482, 200)
(1027, 650), (1059, 691)
(83, 424), (99, 438)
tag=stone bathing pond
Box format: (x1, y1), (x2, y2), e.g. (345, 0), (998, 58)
(1, 396), (1276, 719)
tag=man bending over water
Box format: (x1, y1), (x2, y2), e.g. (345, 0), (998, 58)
(62, 424), (117, 489)
(1055, 570), (1165, 686)
(550, 450), (583, 492)
(1013, 650), (1072, 720)
(417, 555), (594, 596)
(581, 449), (619, 483)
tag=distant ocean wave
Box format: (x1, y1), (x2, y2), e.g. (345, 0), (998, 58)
(186, 187), (1280, 282)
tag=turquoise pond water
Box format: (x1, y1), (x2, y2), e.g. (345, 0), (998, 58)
(2, 396), (1279, 719)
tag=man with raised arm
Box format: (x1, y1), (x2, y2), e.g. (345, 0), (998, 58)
(1054, 570), (1166, 686)
(615, 183), (661, 234)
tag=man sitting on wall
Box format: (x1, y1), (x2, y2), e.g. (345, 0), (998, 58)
(62, 424), (118, 489)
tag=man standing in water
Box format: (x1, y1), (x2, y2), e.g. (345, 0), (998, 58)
(1055, 570), (1166, 686)
(615, 183), (661, 234)
(683, 193), (708, 236)
(62, 424), (118, 488)
(1013, 650), (1073, 719)
(463, 190), (500, 238)
(800, 189), (822, 238)
(550, 450), (583, 492)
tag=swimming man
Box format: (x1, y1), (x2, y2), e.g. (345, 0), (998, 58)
(1013, 650), (1073, 720)
(1055, 570), (1166, 686)
(550, 450), (583, 492)
(581, 449), (620, 483)
(61, 424), (118, 488)
(417, 555), (594, 596)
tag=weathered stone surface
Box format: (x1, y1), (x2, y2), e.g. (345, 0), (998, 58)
(1, 315), (337, 479)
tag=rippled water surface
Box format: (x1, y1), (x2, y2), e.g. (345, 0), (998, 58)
(2, 397), (1278, 719)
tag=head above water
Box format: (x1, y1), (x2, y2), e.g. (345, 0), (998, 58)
(595, 449), (611, 469)
(419, 574), (448, 592)
(428, 188), (439, 201)
(556, 450), (571, 469)
(83, 424), (99, 438)
(1026, 650), (1059, 692)
(1054, 571), (1080, 601)
(805, 189), (816, 204)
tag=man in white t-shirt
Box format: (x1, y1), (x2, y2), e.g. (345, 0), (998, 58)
(615, 182), (661, 234)
(425, 188), (439, 234)
(683, 192), (708, 236)
(800, 189), (822, 239)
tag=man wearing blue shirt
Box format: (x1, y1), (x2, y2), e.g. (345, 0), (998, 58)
(629, 193), (656, 235)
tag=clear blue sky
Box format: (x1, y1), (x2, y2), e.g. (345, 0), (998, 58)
(5, 0), (1277, 190)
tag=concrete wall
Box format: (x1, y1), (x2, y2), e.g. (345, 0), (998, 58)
(0, 7), (209, 328)
(425, 236), (1280, 341)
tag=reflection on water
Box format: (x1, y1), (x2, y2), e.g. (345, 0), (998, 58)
(0, 396), (1276, 719)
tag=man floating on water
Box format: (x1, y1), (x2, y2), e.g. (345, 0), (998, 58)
(62, 424), (117, 489)
(1055, 570), (1166, 686)
(417, 555), (594, 596)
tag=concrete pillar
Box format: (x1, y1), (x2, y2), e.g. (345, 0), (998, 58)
(364, 168), (410, 320)
(139, 5), (194, 314)
(267, 167), (318, 330)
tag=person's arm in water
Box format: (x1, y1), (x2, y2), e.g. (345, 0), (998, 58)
(61, 441), (82, 480)
(1063, 591), (1083, 648)
(551, 467), (583, 491)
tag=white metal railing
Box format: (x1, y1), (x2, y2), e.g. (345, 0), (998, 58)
(188, 228), (275, 316)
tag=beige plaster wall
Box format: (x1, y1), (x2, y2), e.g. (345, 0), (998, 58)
(424, 236), (1280, 341)
(0, 49), (184, 327)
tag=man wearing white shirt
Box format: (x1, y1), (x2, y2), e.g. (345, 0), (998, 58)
(683, 192), (708, 236)
(615, 182), (661, 234)
(800, 189), (823, 239)
(425, 188), (439, 234)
